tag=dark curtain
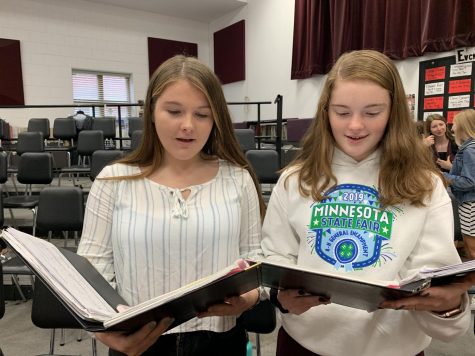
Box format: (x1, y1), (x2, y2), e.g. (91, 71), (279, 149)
(291, 0), (475, 79)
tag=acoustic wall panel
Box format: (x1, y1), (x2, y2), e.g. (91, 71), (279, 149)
(147, 37), (198, 77)
(0, 38), (24, 105)
(213, 20), (245, 85)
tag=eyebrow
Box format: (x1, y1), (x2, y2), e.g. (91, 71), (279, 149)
(329, 104), (388, 109)
(163, 101), (211, 109)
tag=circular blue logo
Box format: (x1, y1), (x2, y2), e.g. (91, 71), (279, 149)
(335, 239), (358, 263)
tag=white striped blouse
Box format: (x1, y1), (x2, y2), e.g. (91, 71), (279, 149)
(77, 159), (262, 333)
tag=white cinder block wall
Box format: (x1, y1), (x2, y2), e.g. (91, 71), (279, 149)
(0, 0), (472, 131)
(0, 0), (210, 130)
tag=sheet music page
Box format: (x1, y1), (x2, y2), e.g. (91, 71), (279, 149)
(104, 260), (250, 328)
(2, 228), (116, 321)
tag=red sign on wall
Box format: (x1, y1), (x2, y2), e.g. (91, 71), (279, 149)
(424, 96), (444, 110)
(425, 67), (446, 81)
(448, 79), (471, 94)
(447, 110), (462, 124)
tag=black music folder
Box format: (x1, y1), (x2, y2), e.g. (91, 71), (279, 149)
(1, 228), (260, 332)
(3, 227), (474, 329)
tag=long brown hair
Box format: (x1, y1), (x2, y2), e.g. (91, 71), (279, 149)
(288, 50), (440, 207)
(114, 55), (266, 217)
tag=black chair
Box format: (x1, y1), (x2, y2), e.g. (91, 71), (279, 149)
(238, 300), (276, 356)
(234, 129), (256, 152)
(53, 118), (77, 147)
(0, 152), (8, 185)
(127, 117), (144, 138)
(90, 150), (123, 181)
(36, 187), (84, 248)
(32, 277), (97, 356)
(28, 118), (51, 141)
(16, 131), (45, 156)
(130, 129), (143, 151)
(58, 131), (104, 186)
(245, 150), (280, 184)
(92, 117), (116, 148)
(4, 152), (54, 235)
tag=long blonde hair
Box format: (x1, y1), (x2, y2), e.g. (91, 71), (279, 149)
(453, 109), (475, 146)
(115, 55), (266, 217)
(288, 50), (440, 207)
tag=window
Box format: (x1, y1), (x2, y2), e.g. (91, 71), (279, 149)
(72, 70), (133, 118)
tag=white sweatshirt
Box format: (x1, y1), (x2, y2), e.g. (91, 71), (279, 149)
(261, 148), (470, 356)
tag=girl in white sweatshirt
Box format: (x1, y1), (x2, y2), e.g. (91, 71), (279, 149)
(261, 50), (474, 356)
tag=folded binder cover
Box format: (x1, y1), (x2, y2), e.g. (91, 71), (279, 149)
(258, 261), (429, 312)
(1, 228), (260, 332)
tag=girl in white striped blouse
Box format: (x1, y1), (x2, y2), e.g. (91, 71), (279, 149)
(77, 55), (265, 356)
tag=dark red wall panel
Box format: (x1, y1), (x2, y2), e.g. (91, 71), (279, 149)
(0, 38), (24, 105)
(213, 20), (245, 85)
(147, 37), (198, 77)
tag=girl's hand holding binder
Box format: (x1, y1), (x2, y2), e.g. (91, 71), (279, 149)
(277, 289), (331, 315)
(95, 305), (174, 356)
(379, 279), (472, 316)
(196, 288), (260, 318)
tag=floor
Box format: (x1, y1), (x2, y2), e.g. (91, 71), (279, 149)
(1, 178), (475, 355)
(0, 297), (474, 355)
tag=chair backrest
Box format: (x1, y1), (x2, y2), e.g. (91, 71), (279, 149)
(0, 263), (4, 319)
(0, 193), (4, 230)
(92, 117), (116, 139)
(27, 118), (51, 140)
(234, 129), (256, 152)
(36, 187), (84, 232)
(0, 152), (8, 184)
(90, 150), (124, 180)
(32, 278), (81, 329)
(130, 130), (143, 151)
(286, 118), (313, 145)
(128, 117), (144, 138)
(53, 118), (77, 141)
(17, 152), (54, 185)
(245, 149), (280, 184)
(16, 131), (45, 155)
(77, 130), (105, 156)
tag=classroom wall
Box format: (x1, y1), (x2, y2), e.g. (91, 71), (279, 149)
(0, 0), (472, 131)
(0, 0), (210, 129)
(212, 0), (474, 122)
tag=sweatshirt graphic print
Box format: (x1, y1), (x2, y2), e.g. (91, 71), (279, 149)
(309, 183), (396, 271)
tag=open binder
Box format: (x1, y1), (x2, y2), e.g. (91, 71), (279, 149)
(3, 227), (475, 331)
(1, 228), (260, 332)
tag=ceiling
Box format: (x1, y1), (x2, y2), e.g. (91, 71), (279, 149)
(83, 0), (247, 22)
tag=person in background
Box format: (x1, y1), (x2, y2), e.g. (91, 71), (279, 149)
(261, 50), (472, 356)
(423, 114), (458, 172)
(68, 110), (93, 132)
(444, 109), (475, 260)
(77, 55), (265, 356)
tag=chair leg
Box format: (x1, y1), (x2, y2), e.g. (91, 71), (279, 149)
(60, 329), (65, 346)
(74, 231), (79, 246)
(63, 231), (69, 248)
(49, 329), (55, 354)
(32, 207), (38, 236)
(48, 231), (52, 243)
(256, 333), (261, 356)
(10, 275), (27, 302)
(92, 338), (97, 356)
(76, 329), (82, 342)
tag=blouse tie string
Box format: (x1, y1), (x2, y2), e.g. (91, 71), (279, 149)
(171, 189), (188, 219)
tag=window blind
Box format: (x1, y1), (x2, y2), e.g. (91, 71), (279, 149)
(72, 70), (132, 117)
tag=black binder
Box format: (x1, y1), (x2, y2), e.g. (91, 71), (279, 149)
(11, 246), (260, 332)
